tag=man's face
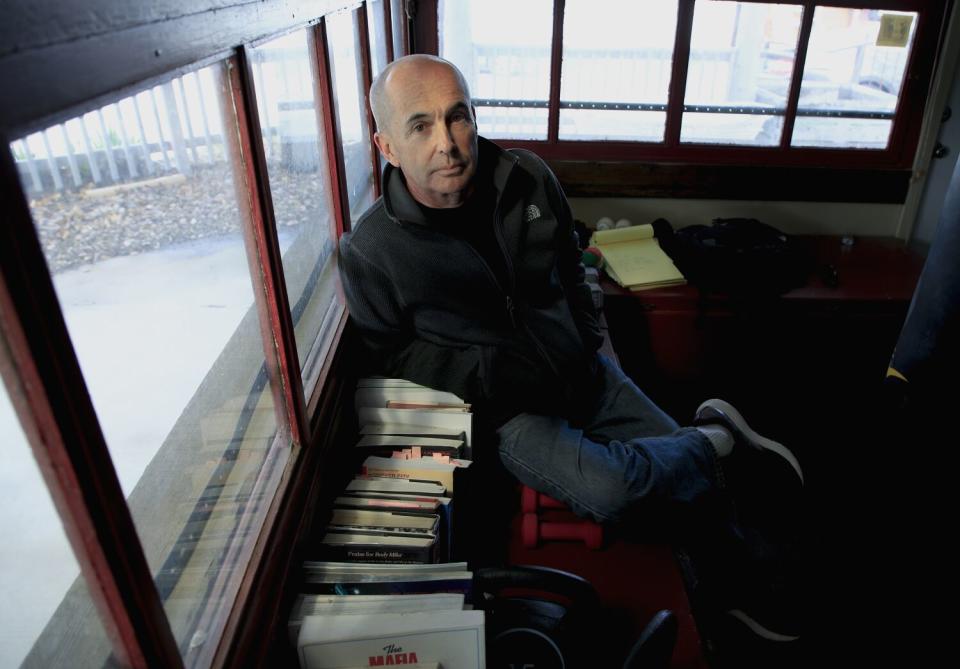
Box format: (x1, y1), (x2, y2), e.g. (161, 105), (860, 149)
(374, 62), (479, 209)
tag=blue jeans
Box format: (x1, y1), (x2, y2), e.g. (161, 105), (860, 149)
(496, 355), (720, 524)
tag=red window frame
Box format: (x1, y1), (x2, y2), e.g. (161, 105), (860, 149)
(424, 0), (947, 170)
(0, 0), (395, 666)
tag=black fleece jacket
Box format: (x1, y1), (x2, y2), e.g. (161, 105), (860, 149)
(338, 138), (603, 428)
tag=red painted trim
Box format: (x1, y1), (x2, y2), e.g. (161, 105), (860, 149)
(665, 0), (694, 147)
(214, 313), (352, 667)
(780, 3), (816, 149)
(230, 52), (307, 445)
(418, 0), (944, 171)
(0, 143), (181, 668)
(358, 3), (382, 199)
(883, 1), (948, 166)
(312, 21), (351, 236)
(230, 331), (352, 667)
(547, 0), (566, 143)
(306, 302), (350, 425)
(492, 138), (914, 168)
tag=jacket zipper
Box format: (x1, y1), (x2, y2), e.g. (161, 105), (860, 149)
(490, 199), (563, 382)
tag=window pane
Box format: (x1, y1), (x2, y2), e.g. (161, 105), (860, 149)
(440, 0), (553, 140)
(251, 30), (340, 388)
(559, 0), (678, 141)
(681, 1), (803, 146)
(328, 10), (376, 223)
(11, 60), (287, 664)
(367, 0), (390, 77)
(390, 0), (407, 59)
(793, 8), (917, 149)
(0, 381), (112, 666)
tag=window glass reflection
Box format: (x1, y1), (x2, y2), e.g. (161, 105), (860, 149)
(0, 380), (111, 666)
(681, 2), (803, 146)
(440, 0), (553, 140)
(251, 29), (340, 386)
(11, 60), (286, 665)
(328, 11), (376, 222)
(793, 7), (917, 149)
(560, 0), (678, 141)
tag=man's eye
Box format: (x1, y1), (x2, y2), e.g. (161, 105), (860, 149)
(413, 123), (425, 132)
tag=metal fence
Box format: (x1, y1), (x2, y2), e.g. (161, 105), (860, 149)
(12, 47), (324, 197)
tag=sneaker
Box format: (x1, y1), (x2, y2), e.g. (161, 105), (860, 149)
(726, 602), (801, 642)
(688, 525), (806, 667)
(694, 398), (804, 528)
(694, 399), (804, 485)
(707, 607), (805, 669)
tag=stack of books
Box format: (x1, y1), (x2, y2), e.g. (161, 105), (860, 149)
(322, 477), (451, 564)
(591, 223), (686, 291)
(294, 562), (483, 669)
(314, 377), (473, 565)
(294, 379), (483, 668)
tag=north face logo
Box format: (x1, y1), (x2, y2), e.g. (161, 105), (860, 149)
(523, 205), (541, 222)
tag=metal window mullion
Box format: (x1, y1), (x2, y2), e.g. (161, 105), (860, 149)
(357, 3), (382, 199)
(781, 3), (816, 150)
(665, 0), (695, 147)
(547, 0), (566, 144)
(0, 143), (182, 669)
(226, 52), (307, 449)
(313, 19), (351, 237)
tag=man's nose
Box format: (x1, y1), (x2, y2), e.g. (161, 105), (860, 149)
(433, 123), (457, 155)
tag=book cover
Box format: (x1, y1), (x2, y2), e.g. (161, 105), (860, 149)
(355, 434), (464, 458)
(333, 495), (441, 515)
(288, 593), (465, 645)
(358, 408), (472, 450)
(385, 400), (471, 412)
(301, 574), (474, 597)
(298, 610), (485, 669)
(346, 477), (447, 497)
(355, 386), (466, 412)
(329, 508), (439, 532)
(303, 561), (469, 575)
(319, 528), (438, 564)
(356, 377), (427, 389)
(360, 456), (470, 493)
(361, 423), (467, 441)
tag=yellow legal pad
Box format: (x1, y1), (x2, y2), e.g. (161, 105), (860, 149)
(591, 225), (686, 291)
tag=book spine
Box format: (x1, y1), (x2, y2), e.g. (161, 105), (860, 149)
(301, 579), (474, 597)
(318, 542), (435, 564)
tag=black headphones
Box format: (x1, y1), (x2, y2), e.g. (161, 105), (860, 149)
(475, 565), (678, 669)
(475, 565), (600, 669)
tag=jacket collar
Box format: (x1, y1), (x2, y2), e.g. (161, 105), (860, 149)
(381, 136), (518, 226)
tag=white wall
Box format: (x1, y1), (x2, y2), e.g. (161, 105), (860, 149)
(570, 197), (903, 237)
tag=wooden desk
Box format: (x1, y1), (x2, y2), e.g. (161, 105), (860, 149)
(601, 235), (924, 421)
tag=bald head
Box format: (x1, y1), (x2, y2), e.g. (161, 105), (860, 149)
(369, 55), (472, 133)
(368, 54), (479, 208)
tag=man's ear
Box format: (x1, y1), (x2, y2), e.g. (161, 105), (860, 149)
(374, 132), (400, 167)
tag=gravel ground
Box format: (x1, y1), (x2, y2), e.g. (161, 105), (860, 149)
(27, 163), (329, 273)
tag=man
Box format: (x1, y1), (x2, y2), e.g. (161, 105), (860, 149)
(338, 54), (803, 648)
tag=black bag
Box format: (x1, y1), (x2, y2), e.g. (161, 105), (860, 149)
(659, 217), (811, 296)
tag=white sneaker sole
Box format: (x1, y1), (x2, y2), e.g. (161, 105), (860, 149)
(697, 399), (805, 485)
(726, 608), (801, 642)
